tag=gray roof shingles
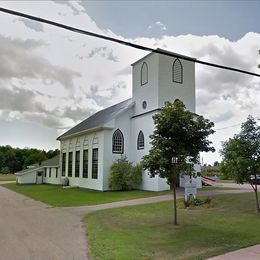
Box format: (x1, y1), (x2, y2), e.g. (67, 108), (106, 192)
(57, 98), (133, 140)
(15, 155), (60, 175)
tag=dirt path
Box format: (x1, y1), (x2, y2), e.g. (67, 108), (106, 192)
(0, 185), (88, 260)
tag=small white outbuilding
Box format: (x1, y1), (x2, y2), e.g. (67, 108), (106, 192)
(15, 155), (61, 185)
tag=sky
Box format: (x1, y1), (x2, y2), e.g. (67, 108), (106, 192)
(0, 0), (259, 164)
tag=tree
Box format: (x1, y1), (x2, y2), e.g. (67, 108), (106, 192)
(142, 100), (215, 224)
(109, 156), (142, 191)
(213, 161), (219, 167)
(220, 116), (260, 212)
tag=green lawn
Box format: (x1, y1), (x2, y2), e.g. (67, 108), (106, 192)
(2, 183), (238, 207)
(2, 183), (170, 206)
(0, 174), (16, 181)
(86, 192), (260, 260)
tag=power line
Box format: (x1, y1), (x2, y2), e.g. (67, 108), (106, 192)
(214, 123), (241, 131)
(1, 7), (260, 78)
(214, 115), (260, 131)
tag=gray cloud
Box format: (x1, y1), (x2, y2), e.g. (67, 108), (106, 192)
(210, 111), (235, 123)
(62, 106), (95, 122)
(87, 47), (119, 62)
(0, 35), (81, 89)
(148, 21), (167, 32)
(20, 112), (68, 129)
(116, 66), (132, 75)
(193, 41), (259, 115)
(19, 18), (44, 32)
(86, 81), (127, 108)
(86, 85), (111, 108)
(0, 86), (47, 113)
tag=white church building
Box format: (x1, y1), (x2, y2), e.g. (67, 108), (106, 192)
(56, 49), (201, 191)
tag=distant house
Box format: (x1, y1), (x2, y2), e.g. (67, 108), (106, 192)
(15, 155), (60, 185)
(56, 49), (202, 191)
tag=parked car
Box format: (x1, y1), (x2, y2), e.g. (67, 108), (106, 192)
(250, 175), (260, 185)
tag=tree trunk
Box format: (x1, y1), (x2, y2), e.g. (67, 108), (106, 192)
(253, 185), (260, 213)
(172, 182), (178, 225)
(250, 179), (260, 213)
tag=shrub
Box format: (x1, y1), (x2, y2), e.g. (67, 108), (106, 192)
(192, 198), (205, 206)
(183, 197), (212, 208)
(1, 166), (11, 174)
(204, 197), (212, 204)
(109, 157), (142, 191)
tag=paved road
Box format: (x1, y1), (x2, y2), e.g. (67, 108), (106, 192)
(0, 185), (88, 260)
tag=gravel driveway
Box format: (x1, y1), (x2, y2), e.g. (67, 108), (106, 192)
(0, 185), (88, 260)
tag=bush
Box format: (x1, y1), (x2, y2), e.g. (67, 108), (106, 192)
(192, 198), (204, 206)
(109, 157), (142, 191)
(0, 166), (11, 174)
(183, 196), (212, 208)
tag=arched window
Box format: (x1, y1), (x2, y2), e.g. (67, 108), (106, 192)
(137, 131), (145, 150)
(141, 62), (148, 85)
(112, 129), (124, 154)
(172, 58), (183, 84)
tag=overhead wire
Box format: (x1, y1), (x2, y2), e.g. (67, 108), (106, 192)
(1, 7), (260, 132)
(214, 115), (260, 131)
(0, 7), (260, 78)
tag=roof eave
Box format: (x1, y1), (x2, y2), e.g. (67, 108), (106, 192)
(57, 126), (113, 141)
(131, 48), (196, 66)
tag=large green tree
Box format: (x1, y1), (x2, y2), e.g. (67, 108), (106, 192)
(220, 116), (260, 212)
(142, 100), (215, 224)
(0, 146), (60, 173)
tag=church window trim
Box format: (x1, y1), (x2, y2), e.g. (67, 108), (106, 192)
(137, 131), (145, 150)
(141, 62), (148, 86)
(172, 58), (183, 84)
(112, 129), (124, 154)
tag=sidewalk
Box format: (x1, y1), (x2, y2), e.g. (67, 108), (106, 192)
(62, 187), (251, 217)
(208, 244), (260, 260)
(0, 180), (16, 184)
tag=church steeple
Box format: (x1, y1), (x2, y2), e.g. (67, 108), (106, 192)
(131, 49), (196, 116)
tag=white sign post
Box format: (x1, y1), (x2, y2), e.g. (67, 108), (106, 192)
(185, 182), (197, 201)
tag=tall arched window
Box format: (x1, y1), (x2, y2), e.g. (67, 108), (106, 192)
(112, 129), (124, 154)
(172, 58), (183, 84)
(141, 62), (148, 85)
(137, 131), (145, 150)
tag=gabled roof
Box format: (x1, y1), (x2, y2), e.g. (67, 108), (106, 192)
(57, 98), (134, 140)
(15, 167), (40, 176)
(131, 48), (196, 66)
(41, 155), (59, 167)
(15, 155), (60, 176)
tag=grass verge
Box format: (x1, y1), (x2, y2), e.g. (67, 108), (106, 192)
(2, 183), (170, 206)
(0, 174), (16, 181)
(86, 192), (260, 260)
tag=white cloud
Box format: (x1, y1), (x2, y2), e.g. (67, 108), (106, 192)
(148, 21), (167, 31)
(0, 1), (259, 163)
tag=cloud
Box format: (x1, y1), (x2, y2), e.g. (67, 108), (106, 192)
(0, 0), (259, 164)
(87, 47), (119, 62)
(0, 35), (81, 89)
(19, 18), (44, 32)
(148, 21), (167, 31)
(0, 86), (46, 113)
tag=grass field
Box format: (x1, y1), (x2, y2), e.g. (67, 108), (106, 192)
(2, 183), (238, 207)
(86, 192), (260, 260)
(2, 183), (170, 206)
(0, 174), (16, 181)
